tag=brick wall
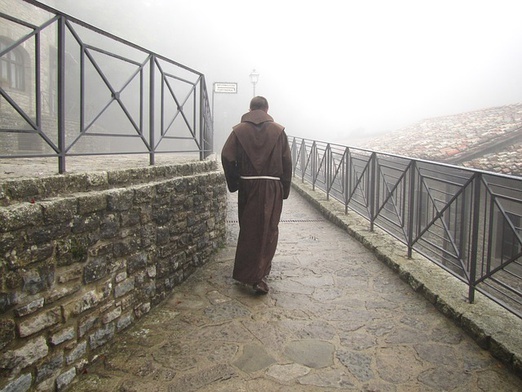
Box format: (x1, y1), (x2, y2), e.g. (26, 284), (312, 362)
(0, 160), (227, 391)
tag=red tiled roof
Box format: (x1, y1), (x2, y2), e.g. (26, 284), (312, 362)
(352, 103), (522, 177)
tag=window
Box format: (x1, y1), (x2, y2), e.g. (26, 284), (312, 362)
(0, 39), (25, 90)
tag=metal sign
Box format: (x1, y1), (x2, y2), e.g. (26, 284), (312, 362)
(214, 82), (237, 94)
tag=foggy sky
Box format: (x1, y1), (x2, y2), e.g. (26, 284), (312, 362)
(40, 0), (522, 148)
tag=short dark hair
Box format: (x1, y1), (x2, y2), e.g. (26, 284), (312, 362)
(250, 96), (269, 111)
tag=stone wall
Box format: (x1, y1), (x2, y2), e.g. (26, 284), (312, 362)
(0, 160), (227, 391)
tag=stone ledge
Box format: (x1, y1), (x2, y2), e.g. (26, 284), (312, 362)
(0, 159), (217, 207)
(291, 179), (522, 378)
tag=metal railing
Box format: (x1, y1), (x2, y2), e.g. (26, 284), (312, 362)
(0, 0), (213, 173)
(290, 136), (522, 318)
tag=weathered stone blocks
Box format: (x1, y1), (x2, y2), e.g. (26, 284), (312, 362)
(18, 307), (62, 337)
(0, 319), (15, 351)
(0, 160), (226, 391)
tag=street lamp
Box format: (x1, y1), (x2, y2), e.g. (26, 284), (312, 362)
(249, 69), (259, 97)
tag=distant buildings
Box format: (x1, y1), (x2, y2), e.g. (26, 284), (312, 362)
(353, 104), (522, 177)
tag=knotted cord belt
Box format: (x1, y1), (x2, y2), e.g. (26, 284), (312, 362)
(240, 176), (280, 181)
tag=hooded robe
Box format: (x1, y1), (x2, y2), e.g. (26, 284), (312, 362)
(221, 109), (292, 284)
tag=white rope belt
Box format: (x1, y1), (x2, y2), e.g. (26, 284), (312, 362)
(240, 176), (280, 181)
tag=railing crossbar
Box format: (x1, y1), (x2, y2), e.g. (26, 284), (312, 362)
(2, 1), (213, 168)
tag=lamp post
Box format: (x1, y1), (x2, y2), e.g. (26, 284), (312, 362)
(249, 69), (259, 97)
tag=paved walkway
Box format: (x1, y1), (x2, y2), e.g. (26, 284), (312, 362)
(68, 189), (521, 391)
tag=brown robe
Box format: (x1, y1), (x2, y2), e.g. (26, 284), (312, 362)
(221, 110), (292, 284)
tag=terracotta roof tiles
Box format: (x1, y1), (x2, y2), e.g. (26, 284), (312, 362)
(352, 103), (522, 177)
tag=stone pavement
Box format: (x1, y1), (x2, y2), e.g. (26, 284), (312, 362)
(66, 188), (522, 391)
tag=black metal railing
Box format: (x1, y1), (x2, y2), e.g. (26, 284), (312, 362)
(0, 0), (213, 173)
(290, 136), (522, 318)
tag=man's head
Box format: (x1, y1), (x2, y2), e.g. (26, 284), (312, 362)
(250, 96), (269, 112)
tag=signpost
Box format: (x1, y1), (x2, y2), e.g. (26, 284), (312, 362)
(212, 82), (238, 119)
(214, 82), (238, 94)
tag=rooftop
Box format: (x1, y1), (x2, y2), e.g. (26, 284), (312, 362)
(352, 103), (522, 177)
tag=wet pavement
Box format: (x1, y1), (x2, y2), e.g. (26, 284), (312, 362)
(67, 188), (522, 391)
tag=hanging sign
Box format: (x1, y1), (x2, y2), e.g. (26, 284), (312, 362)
(214, 82), (237, 93)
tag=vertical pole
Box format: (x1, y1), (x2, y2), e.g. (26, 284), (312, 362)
(199, 81), (204, 160)
(35, 28), (41, 148)
(149, 55), (155, 166)
(369, 152), (376, 231)
(407, 161), (417, 258)
(57, 16), (66, 173)
(326, 144), (331, 201)
(310, 140), (317, 191)
(300, 139), (306, 183)
(212, 83), (215, 122)
(80, 35), (85, 139)
(291, 137), (296, 176)
(468, 173), (481, 303)
(345, 147), (350, 214)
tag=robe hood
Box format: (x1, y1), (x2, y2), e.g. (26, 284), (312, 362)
(232, 110), (285, 175)
(221, 108), (292, 198)
(240, 109), (274, 125)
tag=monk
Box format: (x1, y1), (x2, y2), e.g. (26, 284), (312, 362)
(221, 96), (292, 294)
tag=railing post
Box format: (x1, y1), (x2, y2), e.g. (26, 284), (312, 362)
(199, 81), (204, 160)
(199, 79), (212, 160)
(369, 152), (377, 231)
(149, 55), (155, 165)
(344, 147), (349, 214)
(326, 144), (331, 201)
(468, 173), (482, 303)
(57, 15), (66, 173)
(407, 161), (417, 258)
(35, 27), (41, 155)
(300, 139), (306, 183)
(291, 137), (297, 176)
(310, 140), (317, 191)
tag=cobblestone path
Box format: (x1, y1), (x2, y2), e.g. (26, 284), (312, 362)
(68, 190), (522, 391)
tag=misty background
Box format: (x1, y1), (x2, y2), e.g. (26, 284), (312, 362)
(40, 0), (522, 151)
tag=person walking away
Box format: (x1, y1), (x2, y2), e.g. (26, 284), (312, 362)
(221, 96), (292, 294)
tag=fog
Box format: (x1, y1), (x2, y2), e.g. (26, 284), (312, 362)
(40, 0), (522, 150)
